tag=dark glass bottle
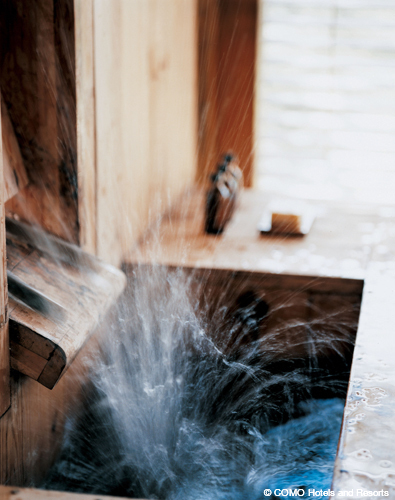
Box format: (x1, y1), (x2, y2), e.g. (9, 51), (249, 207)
(205, 154), (242, 234)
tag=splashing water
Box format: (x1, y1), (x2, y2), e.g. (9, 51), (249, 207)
(42, 264), (350, 499)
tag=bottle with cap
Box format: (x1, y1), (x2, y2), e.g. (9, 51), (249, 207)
(205, 153), (243, 234)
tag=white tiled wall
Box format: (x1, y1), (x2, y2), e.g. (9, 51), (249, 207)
(257, 0), (395, 205)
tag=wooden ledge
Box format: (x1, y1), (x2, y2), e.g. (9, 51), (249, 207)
(333, 266), (395, 494)
(0, 486), (143, 500)
(6, 218), (126, 389)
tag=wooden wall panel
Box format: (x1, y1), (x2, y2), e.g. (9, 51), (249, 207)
(197, 0), (220, 185)
(0, 0), (198, 485)
(0, 328), (102, 486)
(1, 0), (79, 243)
(197, 0), (258, 187)
(93, 0), (198, 266)
(94, 0), (150, 266)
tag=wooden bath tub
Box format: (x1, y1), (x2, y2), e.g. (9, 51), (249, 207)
(1, 188), (395, 498)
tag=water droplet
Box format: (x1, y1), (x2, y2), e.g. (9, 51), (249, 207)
(350, 448), (372, 461)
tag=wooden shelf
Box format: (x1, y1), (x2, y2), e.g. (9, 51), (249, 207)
(6, 218), (126, 389)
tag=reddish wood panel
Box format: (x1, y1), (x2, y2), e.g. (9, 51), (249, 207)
(0, 0), (78, 243)
(197, 0), (221, 183)
(1, 95), (29, 202)
(198, 0), (258, 187)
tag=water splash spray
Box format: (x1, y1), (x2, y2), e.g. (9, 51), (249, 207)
(43, 263), (353, 499)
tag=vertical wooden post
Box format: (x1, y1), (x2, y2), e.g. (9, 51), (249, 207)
(197, 0), (258, 187)
(75, 0), (97, 255)
(0, 93), (10, 418)
(1, 0), (78, 244)
(197, 0), (221, 185)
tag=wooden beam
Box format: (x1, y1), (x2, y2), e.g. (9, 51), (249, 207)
(197, 0), (221, 184)
(1, 0), (79, 243)
(6, 218), (126, 389)
(75, 0), (97, 255)
(93, 0), (197, 266)
(0, 94), (10, 418)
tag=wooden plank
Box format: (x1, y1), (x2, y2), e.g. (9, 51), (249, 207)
(197, 0), (221, 185)
(0, 321), (9, 418)
(9, 341), (48, 381)
(197, 0), (258, 187)
(93, 0), (197, 266)
(130, 263), (364, 296)
(74, 0), (97, 255)
(1, 0), (78, 243)
(332, 266), (395, 495)
(128, 186), (374, 283)
(0, 319), (107, 486)
(53, 0), (78, 240)
(0, 485), (144, 500)
(0, 91), (10, 418)
(216, 0), (257, 188)
(1, 95), (29, 202)
(6, 218), (126, 389)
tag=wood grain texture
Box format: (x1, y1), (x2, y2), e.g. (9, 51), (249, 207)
(0, 91), (10, 418)
(0, 317), (110, 487)
(1, 95), (29, 203)
(332, 267), (395, 495)
(197, 0), (258, 187)
(126, 263), (362, 361)
(75, 0), (97, 255)
(6, 218), (126, 389)
(197, 0), (220, 185)
(0, 0), (78, 243)
(0, 322), (10, 418)
(0, 485), (143, 500)
(93, 0), (197, 266)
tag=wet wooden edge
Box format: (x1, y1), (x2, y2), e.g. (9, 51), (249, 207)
(6, 218), (126, 389)
(124, 262), (364, 296)
(332, 264), (395, 496)
(0, 485), (146, 500)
